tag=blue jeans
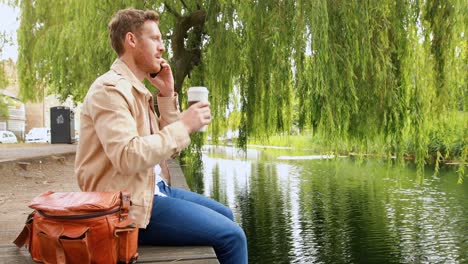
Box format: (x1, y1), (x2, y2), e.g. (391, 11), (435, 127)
(138, 181), (248, 264)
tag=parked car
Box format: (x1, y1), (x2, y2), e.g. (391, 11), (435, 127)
(0, 130), (18, 144)
(25, 127), (51, 143)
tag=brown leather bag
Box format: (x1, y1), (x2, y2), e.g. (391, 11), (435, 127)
(14, 191), (139, 264)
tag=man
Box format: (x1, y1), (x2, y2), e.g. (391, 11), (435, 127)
(75, 8), (247, 264)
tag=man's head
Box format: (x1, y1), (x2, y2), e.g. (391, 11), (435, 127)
(108, 8), (166, 78)
(108, 8), (160, 56)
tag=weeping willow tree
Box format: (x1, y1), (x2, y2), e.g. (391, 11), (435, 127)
(14, 0), (467, 173)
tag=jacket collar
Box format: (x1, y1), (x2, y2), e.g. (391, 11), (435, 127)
(110, 58), (151, 96)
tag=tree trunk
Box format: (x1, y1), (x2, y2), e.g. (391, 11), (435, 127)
(170, 9), (206, 102)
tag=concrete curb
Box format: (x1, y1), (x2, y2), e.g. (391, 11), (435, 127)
(0, 151), (77, 166)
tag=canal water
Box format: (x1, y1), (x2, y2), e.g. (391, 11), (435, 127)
(182, 146), (467, 264)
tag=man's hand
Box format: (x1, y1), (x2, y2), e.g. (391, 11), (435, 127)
(180, 102), (211, 133)
(147, 59), (174, 97)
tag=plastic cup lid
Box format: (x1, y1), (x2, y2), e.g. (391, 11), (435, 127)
(188, 86), (208, 93)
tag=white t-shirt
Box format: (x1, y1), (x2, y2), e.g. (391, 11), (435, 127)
(154, 164), (167, 197)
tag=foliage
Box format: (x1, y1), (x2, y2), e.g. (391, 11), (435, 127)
(0, 95), (9, 119)
(0, 61), (8, 89)
(12, 0), (468, 173)
(426, 112), (467, 159)
(0, 28), (11, 115)
(0, 29), (10, 84)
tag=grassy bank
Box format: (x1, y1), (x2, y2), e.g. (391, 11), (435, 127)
(247, 112), (466, 164)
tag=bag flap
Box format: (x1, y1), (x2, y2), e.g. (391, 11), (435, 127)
(36, 221), (64, 238)
(60, 224), (90, 239)
(29, 191), (122, 215)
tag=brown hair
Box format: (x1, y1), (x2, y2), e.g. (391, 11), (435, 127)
(108, 8), (160, 56)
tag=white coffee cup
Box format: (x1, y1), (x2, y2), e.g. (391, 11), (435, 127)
(187, 86), (209, 132)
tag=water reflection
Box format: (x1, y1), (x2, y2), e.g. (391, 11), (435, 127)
(183, 146), (468, 264)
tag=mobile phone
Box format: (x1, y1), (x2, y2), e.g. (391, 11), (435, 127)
(150, 63), (164, 78)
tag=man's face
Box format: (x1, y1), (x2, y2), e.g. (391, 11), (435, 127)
(133, 20), (165, 74)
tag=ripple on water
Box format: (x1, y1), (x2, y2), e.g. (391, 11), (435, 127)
(199, 149), (467, 264)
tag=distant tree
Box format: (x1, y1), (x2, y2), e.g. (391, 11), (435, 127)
(0, 30), (10, 85)
(13, 0), (467, 167)
(0, 30), (11, 118)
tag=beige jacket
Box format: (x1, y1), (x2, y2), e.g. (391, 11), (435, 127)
(75, 59), (191, 228)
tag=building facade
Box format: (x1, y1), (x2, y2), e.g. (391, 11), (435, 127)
(1, 60), (81, 141)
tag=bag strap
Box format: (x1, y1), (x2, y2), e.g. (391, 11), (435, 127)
(55, 244), (66, 264)
(121, 191), (131, 212)
(115, 191), (137, 235)
(13, 225), (30, 248)
(116, 191), (138, 263)
(13, 211), (35, 248)
(120, 191), (131, 221)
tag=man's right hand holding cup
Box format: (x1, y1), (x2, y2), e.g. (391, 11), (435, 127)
(180, 86), (210, 133)
(180, 101), (211, 133)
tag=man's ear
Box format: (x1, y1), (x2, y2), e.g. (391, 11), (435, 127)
(125, 32), (137, 48)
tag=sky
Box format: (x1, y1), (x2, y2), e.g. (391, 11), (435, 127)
(0, 3), (19, 62)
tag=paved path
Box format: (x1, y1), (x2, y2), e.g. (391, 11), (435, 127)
(0, 144), (77, 163)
